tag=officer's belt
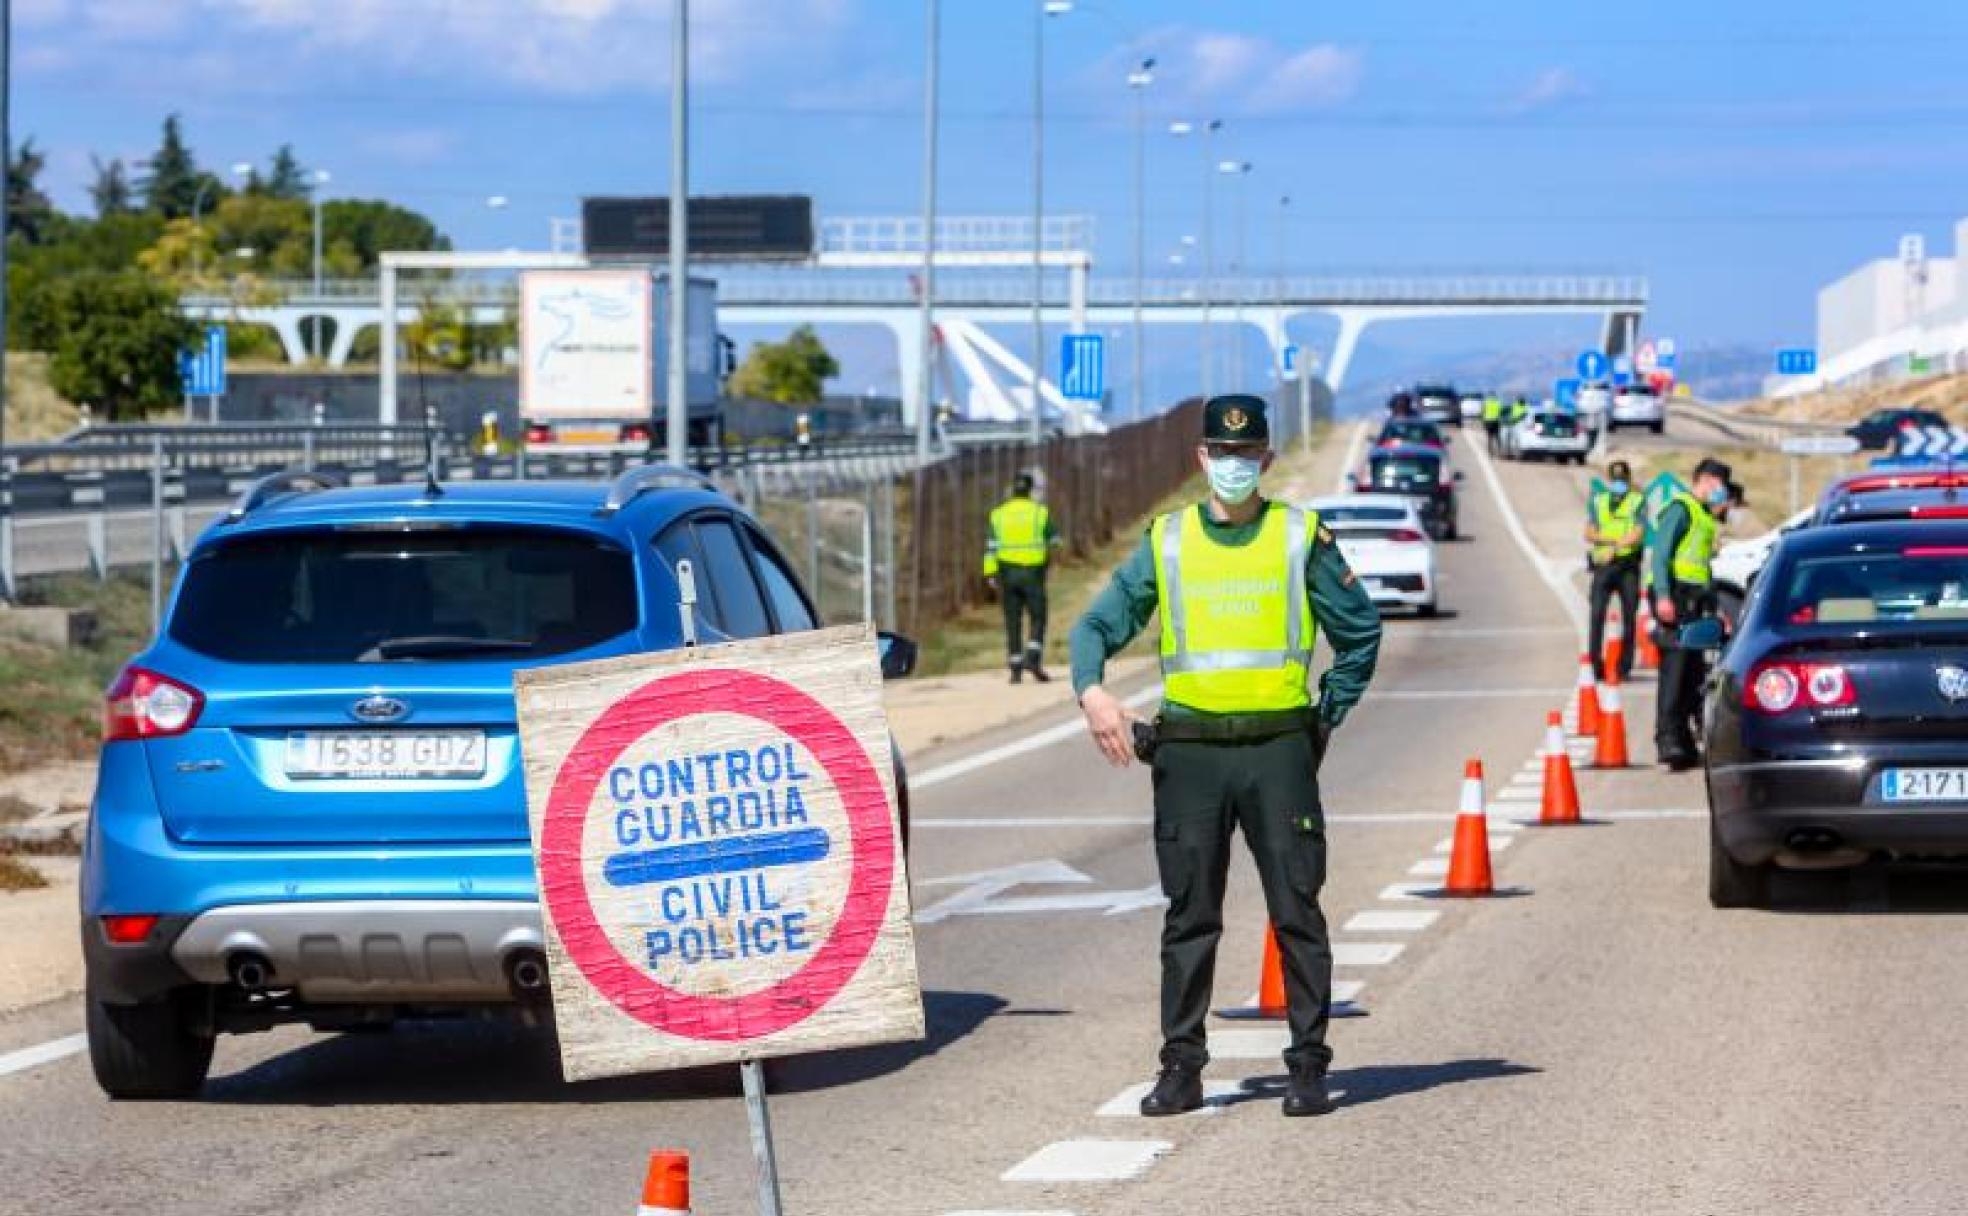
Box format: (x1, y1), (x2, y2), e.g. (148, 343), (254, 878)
(1155, 707), (1317, 742)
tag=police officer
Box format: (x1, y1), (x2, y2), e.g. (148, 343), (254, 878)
(1481, 391), (1504, 455)
(1586, 459), (1645, 682)
(1651, 456), (1740, 769)
(984, 472), (1061, 684)
(1070, 394), (1382, 1118)
(1508, 394), (1530, 425)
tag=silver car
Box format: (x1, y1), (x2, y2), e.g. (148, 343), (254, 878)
(1506, 409), (1592, 463)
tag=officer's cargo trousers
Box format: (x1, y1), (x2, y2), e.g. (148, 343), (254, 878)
(1000, 564), (1048, 661)
(1150, 730), (1333, 1073)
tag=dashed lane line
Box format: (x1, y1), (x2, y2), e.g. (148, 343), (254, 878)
(1343, 909), (1440, 933)
(0, 1034), (84, 1079)
(1333, 942), (1405, 966)
(1002, 1140), (1173, 1183)
(1095, 1080), (1246, 1117)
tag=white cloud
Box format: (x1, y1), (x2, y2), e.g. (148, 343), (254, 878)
(1114, 27), (1363, 115)
(1506, 67), (1589, 115)
(357, 127), (457, 167)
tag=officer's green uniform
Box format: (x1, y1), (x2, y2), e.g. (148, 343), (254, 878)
(1508, 397), (1529, 424)
(984, 492), (1060, 678)
(1651, 487), (1723, 763)
(1586, 487), (1645, 681)
(1070, 399), (1381, 1077)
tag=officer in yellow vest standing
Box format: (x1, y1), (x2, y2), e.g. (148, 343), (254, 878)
(1070, 394), (1382, 1118)
(1585, 459), (1645, 682)
(984, 472), (1061, 684)
(1651, 456), (1739, 769)
(1480, 392), (1504, 455)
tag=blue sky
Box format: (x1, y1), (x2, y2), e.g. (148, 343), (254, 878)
(15, 0), (1968, 398)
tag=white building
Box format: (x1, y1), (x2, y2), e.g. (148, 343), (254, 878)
(1786, 218), (1968, 395)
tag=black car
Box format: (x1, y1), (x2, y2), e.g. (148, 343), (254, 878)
(1821, 484), (1968, 526)
(1703, 520), (1968, 907)
(1413, 384), (1462, 428)
(1356, 443), (1459, 539)
(1373, 417), (1448, 451)
(1845, 407), (1950, 451)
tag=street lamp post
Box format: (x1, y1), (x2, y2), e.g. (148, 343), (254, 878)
(1170, 119), (1221, 400)
(310, 169), (330, 362)
(1126, 58), (1154, 421)
(1218, 159), (1251, 389)
(1030, 0), (1072, 445)
(666, 0), (691, 468)
(915, 0), (940, 462)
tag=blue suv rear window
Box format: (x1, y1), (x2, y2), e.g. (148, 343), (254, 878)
(171, 527), (638, 663)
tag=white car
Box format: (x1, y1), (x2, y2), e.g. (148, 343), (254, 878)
(1459, 391), (1487, 421)
(1505, 409), (1592, 463)
(1308, 493), (1439, 616)
(1609, 382), (1666, 433)
(1711, 507), (1813, 600)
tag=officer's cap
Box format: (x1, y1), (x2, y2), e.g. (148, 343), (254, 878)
(1693, 456), (1734, 484)
(1202, 394), (1270, 446)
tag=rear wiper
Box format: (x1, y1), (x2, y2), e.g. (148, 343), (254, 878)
(367, 636), (536, 660)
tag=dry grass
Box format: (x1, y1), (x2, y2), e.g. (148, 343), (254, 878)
(1739, 371), (1968, 427)
(0, 855), (47, 892)
(5, 352), (82, 441)
(0, 572), (158, 775)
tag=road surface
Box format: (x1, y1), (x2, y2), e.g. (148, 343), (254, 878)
(3, 428), (1963, 1216)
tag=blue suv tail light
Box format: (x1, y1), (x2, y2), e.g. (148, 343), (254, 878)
(104, 668), (205, 741)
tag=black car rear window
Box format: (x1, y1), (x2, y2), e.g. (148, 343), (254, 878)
(1776, 550), (1968, 625)
(172, 527), (639, 663)
(1369, 456), (1439, 484)
(1319, 505), (1408, 523)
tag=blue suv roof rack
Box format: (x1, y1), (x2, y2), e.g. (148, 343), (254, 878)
(599, 464), (719, 516)
(225, 469), (344, 522)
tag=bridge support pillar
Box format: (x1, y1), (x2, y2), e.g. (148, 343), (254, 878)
(1324, 310), (1373, 398)
(1257, 308), (1292, 384)
(327, 312), (364, 368)
(891, 315), (927, 431)
(379, 263), (400, 424)
(1601, 310), (1642, 360)
(269, 315), (308, 366)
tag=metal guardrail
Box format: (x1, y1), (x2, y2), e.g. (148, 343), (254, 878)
(187, 271), (1650, 312)
(1675, 399), (1838, 449)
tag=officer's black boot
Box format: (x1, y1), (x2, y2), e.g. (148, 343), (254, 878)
(1008, 659), (1023, 686)
(1138, 1064), (1204, 1117)
(1025, 644), (1051, 683)
(1282, 1063), (1335, 1117)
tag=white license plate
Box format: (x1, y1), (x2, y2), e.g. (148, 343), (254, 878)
(1879, 768), (1968, 803)
(284, 731), (487, 780)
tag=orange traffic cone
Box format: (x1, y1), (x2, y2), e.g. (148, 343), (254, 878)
(1574, 652), (1602, 737)
(1602, 611), (1625, 682)
(1593, 682), (1630, 769)
(1538, 710), (1582, 825)
(1440, 759), (1496, 896)
(1217, 925), (1365, 1019)
(639, 1151), (690, 1216)
(1635, 600), (1661, 670)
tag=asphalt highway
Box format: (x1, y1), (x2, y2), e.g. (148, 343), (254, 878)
(3, 427), (1965, 1216)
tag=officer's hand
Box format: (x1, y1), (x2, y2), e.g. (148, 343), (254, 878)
(1079, 685), (1138, 768)
(1654, 595), (1677, 625)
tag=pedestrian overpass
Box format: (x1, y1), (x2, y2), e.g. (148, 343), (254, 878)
(177, 215), (1647, 427)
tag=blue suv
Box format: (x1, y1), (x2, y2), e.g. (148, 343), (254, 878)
(81, 466), (914, 1098)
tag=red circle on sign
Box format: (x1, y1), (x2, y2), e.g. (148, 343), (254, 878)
(539, 668), (895, 1041)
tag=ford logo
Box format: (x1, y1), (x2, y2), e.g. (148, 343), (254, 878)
(1937, 666), (1968, 704)
(351, 695), (410, 723)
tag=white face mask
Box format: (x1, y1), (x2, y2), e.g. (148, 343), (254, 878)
(1206, 454), (1263, 504)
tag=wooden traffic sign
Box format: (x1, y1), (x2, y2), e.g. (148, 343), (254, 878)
(516, 622), (923, 1082)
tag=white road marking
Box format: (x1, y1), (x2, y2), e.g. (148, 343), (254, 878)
(1462, 430), (1588, 638)
(915, 817), (1151, 830)
(1408, 857), (1450, 877)
(1334, 942), (1405, 966)
(1378, 882), (1437, 901)
(1334, 978), (1366, 1002)
(1372, 687), (1575, 700)
(913, 808), (1703, 832)
(1398, 626), (1576, 638)
(910, 685), (1162, 791)
(1343, 909), (1440, 933)
(1333, 421), (1368, 495)
(0, 1033), (84, 1078)
(1003, 1140), (1172, 1183)
(1209, 1027), (1292, 1059)
(1096, 1079), (1244, 1117)
(943, 1211), (1075, 1216)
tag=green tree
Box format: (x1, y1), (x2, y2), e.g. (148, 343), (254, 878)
(137, 114), (204, 219)
(263, 145), (309, 201)
(33, 271), (200, 418)
(89, 156), (134, 218)
(727, 326), (839, 405)
(403, 297), (475, 372)
(7, 138), (57, 244)
(321, 199), (450, 267)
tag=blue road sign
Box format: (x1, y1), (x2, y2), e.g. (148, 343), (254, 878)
(1060, 332), (1105, 401)
(1775, 348), (1818, 376)
(179, 325), (228, 397)
(1612, 354), (1634, 387)
(1282, 344), (1299, 376)
(1656, 337), (1678, 370)
(1576, 350), (1609, 380)
(1555, 378), (1581, 407)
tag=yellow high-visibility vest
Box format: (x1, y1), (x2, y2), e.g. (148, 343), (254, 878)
(1591, 490), (1644, 564)
(1481, 396), (1502, 422)
(984, 497), (1050, 575)
(1151, 502), (1317, 714)
(1669, 491), (1718, 585)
